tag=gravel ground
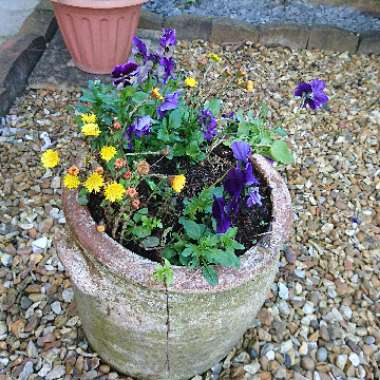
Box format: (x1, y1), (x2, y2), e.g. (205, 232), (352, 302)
(1, 41), (380, 380)
(144, 0), (380, 32)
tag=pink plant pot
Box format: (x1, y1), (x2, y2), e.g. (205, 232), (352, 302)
(50, 0), (149, 74)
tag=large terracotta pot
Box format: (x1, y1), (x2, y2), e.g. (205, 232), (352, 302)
(56, 155), (292, 380)
(50, 0), (149, 74)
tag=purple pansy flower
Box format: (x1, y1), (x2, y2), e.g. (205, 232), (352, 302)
(157, 92), (180, 118)
(294, 79), (329, 110)
(159, 57), (176, 83)
(112, 62), (138, 88)
(199, 109), (218, 141)
(247, 187), (262, 208)
(231, 140), (251, 162)
(129, 116), (153, 138)
(132, 36), (149, 61)
(224, 167), (246, 197)
(160, 28), (177, 48)
(244, 162), (260, 186)
(212, 196), (231, 234)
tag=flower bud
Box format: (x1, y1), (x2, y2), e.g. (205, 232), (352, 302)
(126, 187), (138, 198)
(131, 199), (141, 210)
(114, 121), (122, 130)
(67, 165), (80, 176)
(123, 171), (132, 180)
(115, 159), (125, 169)
(136, 160), (150, 176)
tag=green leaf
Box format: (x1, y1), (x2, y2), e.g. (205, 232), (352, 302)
(132, 91), (148, 103)
(270, 140), (294, 164)
(141, 236), (160, 249)
(157, 127), (171, 143)
(207, 249), (240, 268)
(205, 99), (222, 116)
(78, 188), (88, 206)
(153, 259), (174, 286)
(162, 247), (177, 260)
(179, 217), (205, 241)
(133, 226), (151, 239)
(273, 127), (288, 137)
(168, 108), (182, 130)
(202, 265), (218, 286)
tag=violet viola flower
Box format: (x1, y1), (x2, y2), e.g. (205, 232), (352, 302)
(247, 187), (262, 208)
(231, 140), (251, 162)
(159, 57), (176, 83)
(224, 167), (246, 197)
(157, 92), (180, 118)
(212, 196), (231, 234)
(132, 36), (149, 61)
(244, 162), (260, 186)
(294, 79), (329, 110)
(129, 116), (153, 138)
(199, 109), (218, 141)
(112, 62), (138, 88)
(160, 28), (177, 48)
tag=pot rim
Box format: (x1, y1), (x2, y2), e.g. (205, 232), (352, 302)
(50, 0), (149, 9)
(62, 154), (292, 293)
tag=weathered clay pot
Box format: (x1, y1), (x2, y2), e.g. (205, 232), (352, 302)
(56, 155), (292, 380)
(50, 0), (149, 74)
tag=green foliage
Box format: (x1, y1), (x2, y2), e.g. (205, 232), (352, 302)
(230, 103), (294, 164)
(183, 187), (216, 219)
(165, 224), (242, 285)
(153, 259), (174, 286)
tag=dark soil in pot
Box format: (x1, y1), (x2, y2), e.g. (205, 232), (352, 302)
(88, 149), (272, 263)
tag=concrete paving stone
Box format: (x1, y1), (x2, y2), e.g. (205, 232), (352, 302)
(358, 31), (380, 54)
(211, 17), (260, 44)
(308, 25), (359, 52)
(259, 23), (310, 50)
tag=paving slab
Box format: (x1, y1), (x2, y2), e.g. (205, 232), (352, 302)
(0, 0), (40, 40)
(28, 29), (161, 90)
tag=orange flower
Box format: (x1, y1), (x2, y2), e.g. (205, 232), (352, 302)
(95, 166), (104, 175)
(123, 171), (132, 180)
(115, 159), (125, 169)
(136, 160), (150, 176)
(131, 199), (141, 209)
(114, 121), (122, 130)
(126, 187), (138, 198)
(67, 165), (80, 176)
(151, 87), (164, 101)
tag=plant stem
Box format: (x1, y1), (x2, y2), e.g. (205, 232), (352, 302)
(124, 151), (162, 156)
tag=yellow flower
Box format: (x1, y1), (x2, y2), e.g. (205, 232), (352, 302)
(104, 182), (125, 203)
(246, 80), (254, 93)
(82, 123), (101, 137)
(84, 172), (104, 193)
(208, 53), (221, 62)
(151, 87), (164, 101)
(63, 174), (81, 189)
(81, 113), (97, 124)
(184, 77), (198, 88)
(100, 146), (117, 162)
(41, 149), (60, 169)
(171, 175), (186, 193)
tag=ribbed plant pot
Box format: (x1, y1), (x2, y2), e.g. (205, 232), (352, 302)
(50, 0), (148, 74)
(56, 155), (292, 380)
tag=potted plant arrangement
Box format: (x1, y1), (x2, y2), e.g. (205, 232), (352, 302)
(43, 28), (329, 379)
(50, 0), (149, 74)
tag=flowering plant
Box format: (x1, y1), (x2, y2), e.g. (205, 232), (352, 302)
(42, 29), (328, 285)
